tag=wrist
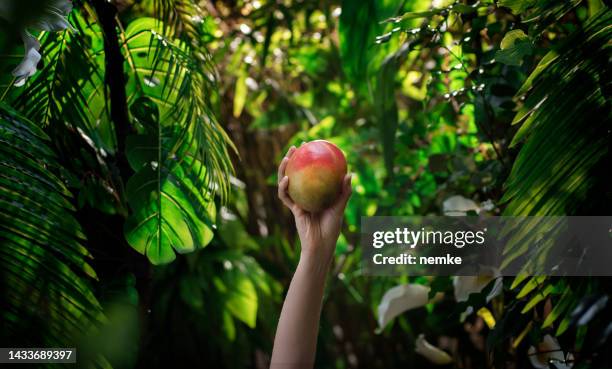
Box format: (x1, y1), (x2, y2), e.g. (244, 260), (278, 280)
(298, 248), (333, 280)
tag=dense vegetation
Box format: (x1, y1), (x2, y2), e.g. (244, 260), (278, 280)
(0, 0), (610, 368)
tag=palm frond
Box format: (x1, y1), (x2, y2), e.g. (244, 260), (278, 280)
(0, 103), (104, 347)
(499, 11), (611, 346)
(502, 9), (611, 216)
(9, 8), (116, 154)
(152, 0), (201, 41)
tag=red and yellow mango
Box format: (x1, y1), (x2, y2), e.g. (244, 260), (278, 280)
(286, 140), (347, 212)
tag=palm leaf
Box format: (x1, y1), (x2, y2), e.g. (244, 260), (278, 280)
(0, 103), (104, 347)
(500, 10), (610, 341)
(9, 8), (115, 154)
(502, 9), (611, 216)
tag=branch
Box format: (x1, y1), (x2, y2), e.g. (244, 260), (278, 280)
(92, 0), (134, 181)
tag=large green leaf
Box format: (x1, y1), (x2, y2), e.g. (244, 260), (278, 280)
(122, 17), (234, 197)
(120, 18), (233, 264)
(123, 142), (216, 264)
(123, 100), (216, 265)
(0, 103), (103, 347)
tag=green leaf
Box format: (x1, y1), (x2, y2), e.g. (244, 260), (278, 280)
(497, 0), (582, 23)
(503, 10), (611, 216)
(233, 71), (248, 118)
(0, 104), (104, 347)
(225, 272), (258, 328)
(495, 30), (533, 66)
(451, 4), (479, 14)
(510, 273), (530, 289)
(516, 276), (547, 299)
(8, 13), (115, 153)
(389, 10), (437, 21)
(521, 284), (554, 313)
(222, 311), (237, 341)
(515, 50), (558, 96)
(497, 0), (537, 15)
(121, 17), (235, 264)
(542, 289), (574, 328)
(123, 17), (234, 201)
(124, 129), (216, 264)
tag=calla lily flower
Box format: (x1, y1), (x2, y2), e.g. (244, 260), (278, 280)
(1, 0), (73, 85)
(415, 334), (453, 365)
(377, 284), (429, 331)
(528, 335), (573, 369)
(453, 266), (502, 320)
(12, 32), (42, 87)
(453, 267), (503, 303)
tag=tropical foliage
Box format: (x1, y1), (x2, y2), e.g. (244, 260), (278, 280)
(0, 0), (610, 368)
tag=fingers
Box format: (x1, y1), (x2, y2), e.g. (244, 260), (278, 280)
(278, 175), (295, 210)
(277, 146), (296, 183)
(332, 173), (353, 214)
(278, 158), (288, 184)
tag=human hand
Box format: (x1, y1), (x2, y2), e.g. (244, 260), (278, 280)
(277, 146), (352, 267)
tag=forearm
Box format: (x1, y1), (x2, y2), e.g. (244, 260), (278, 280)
(270, 250), (331, 369)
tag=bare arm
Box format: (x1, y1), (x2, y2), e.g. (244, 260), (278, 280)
(270, 146), (352, 369)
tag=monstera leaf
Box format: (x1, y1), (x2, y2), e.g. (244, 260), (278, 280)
(123, 99), (216, 265)
(0, 103), (103, 346)
(120, 17), (230, 264)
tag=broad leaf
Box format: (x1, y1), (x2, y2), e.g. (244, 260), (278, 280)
(495, 30), (533, 66)
(124, 114), (216, 264)
(121, 18), (229, 264)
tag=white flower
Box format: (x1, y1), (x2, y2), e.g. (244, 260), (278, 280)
(528, 335), (573, 369)
(415, 334), (453, 365)
(2, 0), (73, 86)
(453, 267), (502, 303)
(453, 266), (502, 320)
(12, 32), (41, 87)
(377, 284), (429, 331)
(443, 195), (495, 216)
(443, 195), (480, 216)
